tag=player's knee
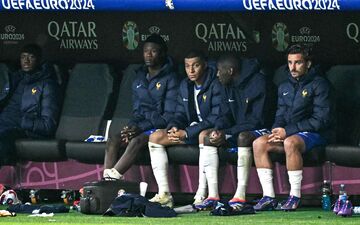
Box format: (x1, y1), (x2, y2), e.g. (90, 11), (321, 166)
(130, 134), (145, 145)
(149, 130), (166, 143)
(252, 136), (268, 153)
(237, 131), (256, 147)
(106, 133), (121, 151)
(284, 136), (302, 153)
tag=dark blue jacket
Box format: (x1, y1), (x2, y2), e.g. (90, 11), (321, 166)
(128, 58), (179, 131)
(215, 58), (266, 136)
(0, 63), (60, 138)
(273, 67), (333, 141)
(168, 65), (222, 139)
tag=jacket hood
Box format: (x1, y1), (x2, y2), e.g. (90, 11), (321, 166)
(232, 58), (261, 87)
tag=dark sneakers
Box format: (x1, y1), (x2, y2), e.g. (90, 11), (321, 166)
(194, 197), (219, 210)
(280, 195), (300, 211)
(228, 198), (246, 210)
(254, 195), (301, 211)
(253, 196), (278, 211)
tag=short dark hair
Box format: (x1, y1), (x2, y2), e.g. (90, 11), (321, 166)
(287, 44), (312, 61)
(184, 49), (206, 63)
(21, 43), (42, 59)
(217, 54), (239, 71)
(144, 34), (167, 53)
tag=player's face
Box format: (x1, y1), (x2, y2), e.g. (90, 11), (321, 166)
(20, 52), (38, 72)
(287, 53), (310, 79)
(217, 62), (233, 85)
(143, 42), (162, 68)
(184, 57), (207, 84)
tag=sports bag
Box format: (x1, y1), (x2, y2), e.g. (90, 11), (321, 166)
(80, 180), (139, 214)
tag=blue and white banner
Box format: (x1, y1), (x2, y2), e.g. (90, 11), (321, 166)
(0, 0), (359, 11)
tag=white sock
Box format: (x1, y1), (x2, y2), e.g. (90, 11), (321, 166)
(288, 170), (303, 198)
(195, 144), (207, 199)
(148, 142), (169, 195)
(203, 145), (219, 198)
(233, 147), (252, 200)
(257, 168), (275, 198)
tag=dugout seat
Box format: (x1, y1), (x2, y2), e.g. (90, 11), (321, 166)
(325, 65), (360, 167)
(66, 64), (142, 164)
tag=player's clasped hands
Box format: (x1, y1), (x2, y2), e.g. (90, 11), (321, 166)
(267, 127), (286, 143)
(209, 130), (225, 146)
(167, 127), (186, 143)
(121, 126), (141, 143)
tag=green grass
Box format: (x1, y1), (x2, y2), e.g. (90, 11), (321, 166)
(0, 207), (359, 225)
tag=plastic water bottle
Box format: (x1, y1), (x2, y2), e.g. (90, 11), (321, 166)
(339, 184), (347, 204)
(321, 180), (331, 211)
(353, 206), (360, 214)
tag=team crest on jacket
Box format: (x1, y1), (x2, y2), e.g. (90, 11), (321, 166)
(31, 88), (37, 95)
(202, 94), (207, 102)
(156, 82), (161, 90)
(302, 89), (308, 98)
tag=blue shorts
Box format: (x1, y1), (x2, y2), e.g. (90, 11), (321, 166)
(185, 136), (199, 145)
(226, 128), (271, 152)
(295, 132), (327, 152)
(143, 129), (157, 136)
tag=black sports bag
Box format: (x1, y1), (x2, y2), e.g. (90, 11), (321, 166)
(80, 180), (139, 214)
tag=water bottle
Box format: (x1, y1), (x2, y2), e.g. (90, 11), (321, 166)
(321, 180), (331, 211)
(339, 184), (347, 204)
(353, 206), (360, 214)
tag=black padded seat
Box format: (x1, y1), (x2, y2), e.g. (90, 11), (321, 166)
(326, 145), (360, 167)
(167, 145), (228, 165)
(17, 64), (115, 162)
(16, 140), (66, 162)
(66, 142), (106, 164)
(272, 64), (288, 86)
(269, 146), (325, 166)
(324, 65), (360, 167)
(66, 64), (141, 164)
(167, 145), (200, 165)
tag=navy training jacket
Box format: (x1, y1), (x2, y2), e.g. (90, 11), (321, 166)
(128, 57), (179, 131)
(272, 67), (334, 142)
(168, 65), (222, 139)
(215, 58), (266, 136)
(0, 63), (60, 138)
